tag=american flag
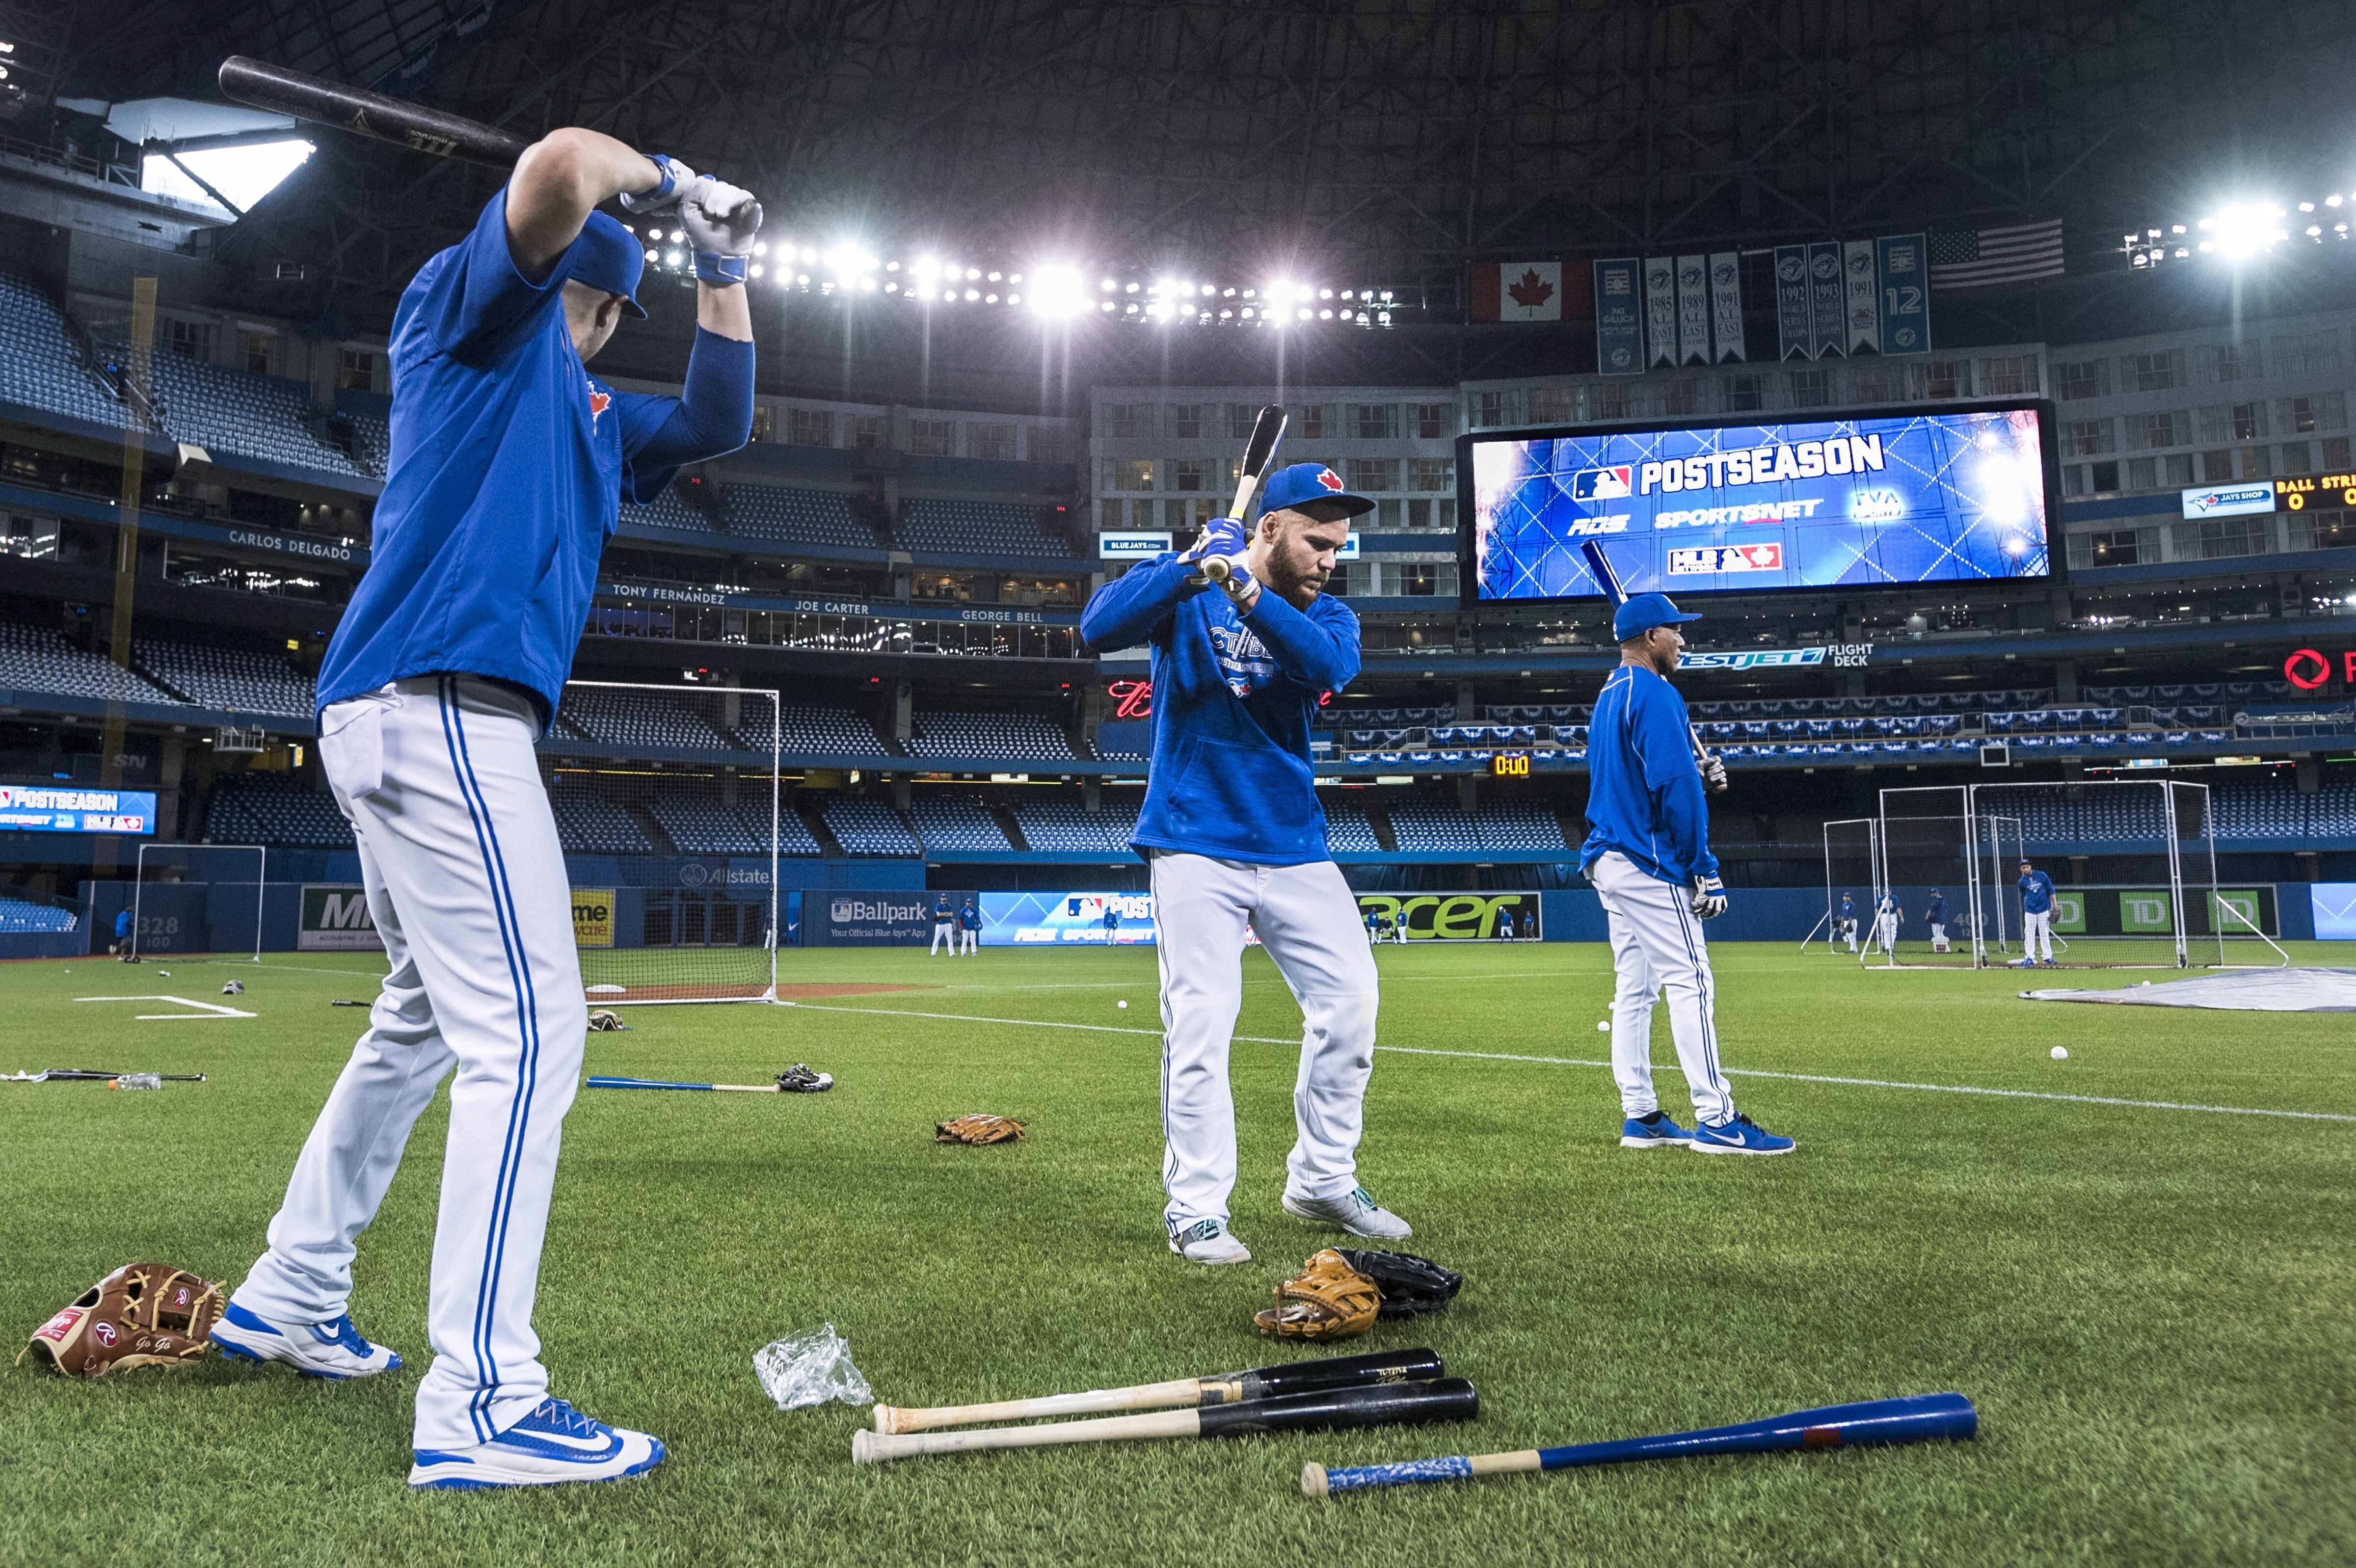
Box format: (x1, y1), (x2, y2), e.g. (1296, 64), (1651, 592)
(1927, 219), (2065, 290)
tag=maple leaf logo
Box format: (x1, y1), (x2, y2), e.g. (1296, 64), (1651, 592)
(1317, 469), (1345, 492)
(589, 390), (611, 420)
(1507, 269), (1554, 309)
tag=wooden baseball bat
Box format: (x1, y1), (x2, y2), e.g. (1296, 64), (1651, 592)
(1199, 403), (1288, 585)
(1303, 1392), (1977, 1497)
(871, 1347), (1443, 1434)
(586, 1075), (789, 1093)
(218, 56), (529, 169)
(854, 1377), (1476, 1464)
(1580, 537), (1720, 788)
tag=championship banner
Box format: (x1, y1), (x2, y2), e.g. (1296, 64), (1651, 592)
(1642, 256), (1678, 369)
(1675, 254), (1711, 367)
(572, 888), (616, 948)
(1593, 259), (1643, 374)
(1709, 251), (1744, 362)
(1356, 892), (1539, 941)
(1807, 240), (1845, 358)
(1773, 245), (1810, 359)
(1844, 239), (1880, 355)
(298, 884), (383, 952)
(1875, 233), (1930, 354)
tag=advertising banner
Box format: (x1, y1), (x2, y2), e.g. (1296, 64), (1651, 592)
(1593, 259), (1643, 375)
(1844, 239), (1880, 355)
(1099, 532), (1174, 558)
(2117, 888), (2174, 934)
(1807, 240), (1845, 358)
(1643, 256), (1678, 369)
(980, 890), (1162, 946)
(2048, 890), (2087, 934)
(1773, 245), (1810, 359)
(0, 784), (157, 836)
(2311, 883), (2356, 939)
(1356, 892), (1540, 941)
(1875, 234), (1930, 353)
(1675, 254), (1711, 366)
(819, 892), (939, 946)
(1709, 251), (1745, 362)
(2181, 483), (2276, 520)
(572, 888), (616, 948)
(299, 884), (384, 952)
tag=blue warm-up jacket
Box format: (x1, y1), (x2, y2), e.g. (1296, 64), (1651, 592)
(1079, 553), (1360, 864)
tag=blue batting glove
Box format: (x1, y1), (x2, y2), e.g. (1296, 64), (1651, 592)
(619, 153), (694, 214)
(1185, 513), (1251, 563)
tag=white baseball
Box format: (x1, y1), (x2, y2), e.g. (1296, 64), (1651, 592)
(2050, 1046), (2068, 1060)
(1597, 1019), (1611, 1032)
(1117, 1000), (1128, 1010)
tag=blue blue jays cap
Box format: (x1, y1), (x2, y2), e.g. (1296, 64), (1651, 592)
(569, 211), (648, 318)
(1613, 590), (1702, 641)
(1258, 462), (1375, 520)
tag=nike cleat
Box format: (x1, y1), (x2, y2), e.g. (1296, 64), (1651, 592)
(409, 1399), (665, 1489)
(1283, 1185), (1412, 1240)
(1690, 1113), (1796, 1157)
(211, 1301), (402, 1379)
(1620, 1111), (1695, 1149)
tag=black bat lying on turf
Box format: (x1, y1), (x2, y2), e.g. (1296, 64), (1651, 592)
(871, 1346), (1444, 1434)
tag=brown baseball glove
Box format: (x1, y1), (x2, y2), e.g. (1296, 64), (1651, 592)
(18, 1262), (224, 1379)
(935, 1114), (1026, 1144)
(587, 1009), (627, 1032)
(1255, 1249), (1380, 1341)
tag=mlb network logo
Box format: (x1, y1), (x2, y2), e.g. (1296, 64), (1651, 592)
(1667, 543), (1783, 575)
(1570, 466), (1633, 502)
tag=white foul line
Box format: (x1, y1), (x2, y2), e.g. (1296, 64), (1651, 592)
(75, 994), (257, 1020)
(779, 999), (2356, 1125)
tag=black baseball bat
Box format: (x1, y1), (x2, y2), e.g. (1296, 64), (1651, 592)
(853, 1377), (1476, 1463)
(871, 1347), (1444, 1434)
(218, 56), (529, 169)
(1200, 403), (1289, 584)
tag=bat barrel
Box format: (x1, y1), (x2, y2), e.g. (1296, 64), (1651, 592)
(584, 1076), (714, 1091)
(217, 56), (531, 168)
(1536, 1393), (1977, 1472)
(1232, 1347), (1443, 1404)
(1198, 1378), (1475, 1438)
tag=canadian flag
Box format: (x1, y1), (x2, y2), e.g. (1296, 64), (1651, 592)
(1469, 260), (1585, 322)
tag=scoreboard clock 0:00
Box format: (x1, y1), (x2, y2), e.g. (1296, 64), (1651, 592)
(1492, 751), (1531, 777)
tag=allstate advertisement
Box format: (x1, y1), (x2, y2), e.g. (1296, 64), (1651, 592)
(1466, 402), (2054, 602)
(981, 891), (1163, 946)
(0, 783), (157, 835)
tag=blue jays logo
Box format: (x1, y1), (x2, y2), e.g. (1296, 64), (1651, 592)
(1210, 619), (1276, 700)
(1570, 466), (1633, 502)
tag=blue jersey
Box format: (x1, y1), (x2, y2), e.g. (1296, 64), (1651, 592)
(1840, 896), (1856, 920)
(1579, 664), (1716, 886)
(2019, 870), (2055, 914)
(1926, 896), (1947, 924)
(1081, 555), (1359, 865)
(959, 905), (979, 930)
(934, 898), (954, 921)
(320, 192), (731, 726)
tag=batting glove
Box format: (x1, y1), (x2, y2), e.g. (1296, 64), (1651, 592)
(1182, 513), (1250, 564)
(1700, 750), (1729, 794)
(618, 153), (695, 214)
(1689, 873), (1727, 920)
(1215, 559), (1264, 614)
(679, 176), (763, 284)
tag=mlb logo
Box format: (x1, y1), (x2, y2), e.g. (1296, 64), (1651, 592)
(1570, 466), (1633, 502)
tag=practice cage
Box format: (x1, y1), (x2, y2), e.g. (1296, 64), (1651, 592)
(544, 680), (782, 1004)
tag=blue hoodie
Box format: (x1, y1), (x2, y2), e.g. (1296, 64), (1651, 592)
(1081, 553), (1359, 865)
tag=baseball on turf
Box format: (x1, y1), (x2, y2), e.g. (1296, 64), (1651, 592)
(2051, 1046), (2069, 1060)
(1597, 1019), (1611, 1031)
(1117, 1000), (1128, 1009)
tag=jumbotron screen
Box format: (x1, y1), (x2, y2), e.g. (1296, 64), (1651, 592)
(1459, 400), (2059, 606)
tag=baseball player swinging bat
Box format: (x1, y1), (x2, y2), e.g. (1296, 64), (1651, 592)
(1580, 539), (1723, 793)
(218, 56), (529, 167)
(854, 1377), (1476, 1464)
(871, 1346), (1443, 1435)
(1196, 403), (1289, 584)
(1302, 1391), (1977, 1496)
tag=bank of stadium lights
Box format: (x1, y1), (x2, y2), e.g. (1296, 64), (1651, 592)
(2125, 193), (2356, 268)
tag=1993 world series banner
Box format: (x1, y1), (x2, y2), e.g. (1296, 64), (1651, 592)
(1468, 403), (2054, 602)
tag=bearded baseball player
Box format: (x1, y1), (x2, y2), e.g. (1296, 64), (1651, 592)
(209, 129), (759, 1488)
(1079, 463), (1408, 1265)
(1584, 592), (1794, 1156)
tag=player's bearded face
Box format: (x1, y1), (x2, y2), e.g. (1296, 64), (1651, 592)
(1258, 505), (1352, 607)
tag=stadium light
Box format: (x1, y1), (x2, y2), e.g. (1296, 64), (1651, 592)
(1027, 264), (1091, 319)
(2203, 203), (2290, 260)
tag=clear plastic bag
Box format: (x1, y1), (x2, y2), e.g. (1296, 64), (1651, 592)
(752, 1324), (873, 1411)
(112, 1073), (162, 1091)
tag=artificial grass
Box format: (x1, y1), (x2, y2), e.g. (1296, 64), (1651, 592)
(2, 942), (2351, 1566)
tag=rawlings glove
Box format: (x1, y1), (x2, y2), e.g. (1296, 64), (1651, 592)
(1334, 1249), (1464, 1317)
(1690, 873), (1728, 920)
(936, 1114), (1025, 1144)
(679, 176), (763, 284)
(618, 153), (695, 214)
(1700, 749), (1729, 794)
(18, 1262), (223, 1379)
(1255, 1250), (1379, 1342)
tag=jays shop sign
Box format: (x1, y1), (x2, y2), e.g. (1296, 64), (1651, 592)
(2181, 484), (2275, 520)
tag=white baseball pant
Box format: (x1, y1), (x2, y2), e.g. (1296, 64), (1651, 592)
(230, 676), (585, 1450)
(2024, 909), (2054, 961)
(1151, 851), (1378, 1233)
(1930, 922), (1949, 953)
(959, 926), (977, 955)
(930, 920), (954, 954)
(1591, 851), (1737, 1125)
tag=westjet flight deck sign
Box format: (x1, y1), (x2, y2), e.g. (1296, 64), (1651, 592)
(1461, 401), (2057, 604)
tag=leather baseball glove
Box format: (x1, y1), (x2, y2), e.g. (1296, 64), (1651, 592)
(17, 1262), (224, 1379)
(587, 1009), (627, 1032)
(1335, 1249), (1464, 1317)
(1255, 1249), (1381, 1341)
(936, 1114), (1025, 1144)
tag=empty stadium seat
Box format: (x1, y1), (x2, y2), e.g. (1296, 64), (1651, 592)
(0, 270), (134, 428)
(735, 704), (890, 757)
(1472, 802), (1566, 852)
(203, 772), (356, 850)
(724, 484), (874, 548)
(0, 617), (179, 704)
(142, 349), (366, 478)
(907, 710), (1077, 760)
(1013, 797), (1139, 854)
(644, 789), (823, 856)
(135, 639), (313, 716)
(1323, 800), (1382, 854)
(820, 797), (921, 855)
(908, 796), (1012, 851)
(1387, 799), (1479, 852)
(897, 498), (1077, 557)
(556, 688), (731, 751)
(619, 480), (726, 534)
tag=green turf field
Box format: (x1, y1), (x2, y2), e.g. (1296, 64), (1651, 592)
(4, 941), (2351, 1566)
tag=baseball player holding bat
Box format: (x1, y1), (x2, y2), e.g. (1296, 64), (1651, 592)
(1583, 592), (1794, 1156)
(212, 125), (761, 1488)
(1080, 464), (1409, 1264)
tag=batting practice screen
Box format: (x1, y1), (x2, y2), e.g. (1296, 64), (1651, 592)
(1458, 399), (2059, 605)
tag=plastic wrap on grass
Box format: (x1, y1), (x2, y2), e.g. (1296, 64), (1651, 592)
(754, 1324), (873, 1411)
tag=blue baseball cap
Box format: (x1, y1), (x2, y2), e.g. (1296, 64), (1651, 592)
(568, 211), (648, 318)
(1613, 591), (1702, 641)
(1258, 462), (1375, 520)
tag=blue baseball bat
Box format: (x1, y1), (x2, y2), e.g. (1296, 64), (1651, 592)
(1302, 1392), (1977, 1497)
(588, 1075), (771, 1092)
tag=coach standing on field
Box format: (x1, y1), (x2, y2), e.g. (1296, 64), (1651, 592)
(1584, 592), (1794, 1157)
(212, 130), (760, 1488)
(1081, 464), (1410, 1265)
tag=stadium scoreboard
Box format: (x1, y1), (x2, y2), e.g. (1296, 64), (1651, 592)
(1458, 399), (2060, 606)
(0, 784), (157, 835)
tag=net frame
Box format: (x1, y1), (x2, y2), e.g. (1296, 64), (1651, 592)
(1812, 818), (1879, 957)
(131, 843), (265, 962)
(1867, 787), (2024, 967)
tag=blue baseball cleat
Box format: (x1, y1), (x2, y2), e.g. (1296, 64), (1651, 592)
(1690, 1113), (1796, 1156)
(211, 1301), (403, 1379)
(1620, 1111), (1695, 1149)
(408, 1398), (666, 1489)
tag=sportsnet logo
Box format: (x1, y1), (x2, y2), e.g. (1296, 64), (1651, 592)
(1667, 543), (1784, 575)
(1569, 466), (1633, 502)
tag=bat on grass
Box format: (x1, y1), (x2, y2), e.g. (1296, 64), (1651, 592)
(586, 1074), (820, 1094)
(218, 56), (528, 168)
(1580, 537), (1723, 791)
(871, 1347), (1443, 1435)
(854, 1377), (1476, 1464)
(1196, 404), (1288, 585)
(6, 1068), (207, 1083)
(1302, 1391), (1977, 1497)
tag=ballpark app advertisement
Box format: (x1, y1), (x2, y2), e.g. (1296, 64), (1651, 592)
(1462, 401), (2055, 603)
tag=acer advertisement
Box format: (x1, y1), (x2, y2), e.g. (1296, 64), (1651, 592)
(1458, 399), (2060, 606)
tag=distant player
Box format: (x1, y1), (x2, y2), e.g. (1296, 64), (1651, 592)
(1102, 899), (1122, 945)
(1583, 590), (1793, 1157)
(1080, 463), (1407, 1264)
(212, 130), (760, 1488)
(1838, 890), (1859, 952)
(112, 905), (133, 958)
(2016, 857), (2057, 967)
(1872, 891), (1902, 956)
(1364, 906), (1381, 943)
(1520, 907), (1538, 941)
(930, 892), (956, 955)
(958, 896), (980, 955)
(1926, 888), (1950, 953)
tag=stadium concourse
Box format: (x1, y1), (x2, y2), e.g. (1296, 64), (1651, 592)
(3, 2), (2354, 1564)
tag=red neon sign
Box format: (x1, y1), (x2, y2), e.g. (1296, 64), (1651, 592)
(2284, 649), (2340, 690)
(1107, 679), (1152, 718)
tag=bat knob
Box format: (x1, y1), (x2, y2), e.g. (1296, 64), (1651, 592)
(1301, 1462), (1330, 1498)
(1203, 557), (1232, 584)
(871, 1403), (901, 1434)
(851, 1429), (878, 1465)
